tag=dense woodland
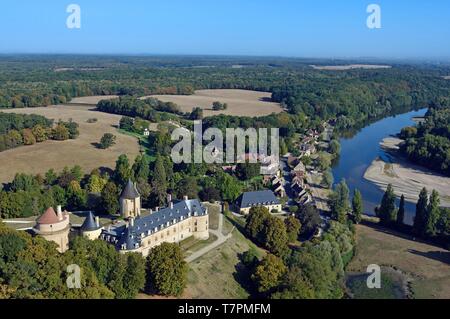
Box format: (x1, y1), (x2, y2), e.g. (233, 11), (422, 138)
(1, 56), (450, 132)
(400, 106), (450, 176)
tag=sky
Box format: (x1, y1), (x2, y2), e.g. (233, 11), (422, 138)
(1, 0), (450, 59)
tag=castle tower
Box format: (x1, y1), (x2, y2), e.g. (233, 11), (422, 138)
(80, 211), (102, 240)
(33, 206), (70, 253)
(120, 180), (141, 219)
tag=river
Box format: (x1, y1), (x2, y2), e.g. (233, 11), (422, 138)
(332, 109), (428, 225)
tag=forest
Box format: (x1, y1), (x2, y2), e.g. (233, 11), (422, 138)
(400, 105), (450, 176)
(1, 55), (450, 133)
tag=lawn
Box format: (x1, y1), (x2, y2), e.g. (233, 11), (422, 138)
(117, 128), (156, 162)
(183, 217), (265, 299)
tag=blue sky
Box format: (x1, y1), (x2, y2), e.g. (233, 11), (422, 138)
(1, 0), (449, 59)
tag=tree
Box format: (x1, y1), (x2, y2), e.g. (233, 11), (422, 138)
(298, 205), (321, 236)
(241, 246), (259, 269)
(425, 190), (441, 237)
(146, 243), (188, 297)
(45, 169), (58, 186)
(52, 124), (70, 140)
(317, 152), (332, 171)
(322, 169), (334, 189)
(199, 187), (221, 202)
(98, 133), (116, 149)
(32, 125), (48, 142)
(119, 116), (134, 131)
(352, 189), (363, 224)
(218, 172), (242, 202)
(114, 154), (132, 186)
(329, 139), (341, 157)
(284, 216), (301, 242)
(329, 180), (350, 223)
(397, 195), (406, 227)
(263, 217), (289, 258)
(378, 184), (397, 226)
(251, 254), (287, 294)
(189, 107), (203, 120)
(212, 101), (227, 111)
(245, 206), (271, 241)
(87, 174), (108, 193)
(66, 180), (87, 209)
(413, 188), (429, 236)
(132, 154), (150, 181)
(102, 182), (119, 215)
(22, 129), (36, 145)
(271, 266), (315, 299)
(236, 162), (261, 180)
(151, 155), (168, 206)
(122, 253), (146, 298)
(176, 176), (198, 199)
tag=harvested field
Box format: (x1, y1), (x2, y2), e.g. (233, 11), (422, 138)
(347, 223), (450, 299)
(311, 64), (391, 71)
(145, 89), (284, 117)
(0, 104), (140, 183)
(68, 95), (119, 105)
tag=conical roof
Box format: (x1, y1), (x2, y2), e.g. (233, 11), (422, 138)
(120, 180), (140, 199)
(81, 212), (100, 231)
(36, 207), (60, 225)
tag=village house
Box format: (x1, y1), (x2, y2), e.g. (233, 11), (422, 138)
(236, 190), (282, 215)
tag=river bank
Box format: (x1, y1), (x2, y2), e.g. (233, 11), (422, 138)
(364, 137), (450, 207)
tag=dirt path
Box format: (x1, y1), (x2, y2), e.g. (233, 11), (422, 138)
(0, 104), (140, 183)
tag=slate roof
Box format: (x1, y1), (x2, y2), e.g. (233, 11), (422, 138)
(81, 212), (100, 231)
(101, 199), (207, 251)
(238, 190), (280, 209)
(120, 180), (140, 199)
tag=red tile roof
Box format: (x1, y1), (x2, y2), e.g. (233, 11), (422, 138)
(36, 207), (60, 225)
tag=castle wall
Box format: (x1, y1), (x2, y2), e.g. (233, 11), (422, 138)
(120, 215), (209, 257)
(81, 228), (103, 241)
(38, 228), (70, 253)
(120, 198), (141, 218)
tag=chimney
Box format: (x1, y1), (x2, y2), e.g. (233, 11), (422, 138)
(183, 195), (188, 201)
(95, 216), (100, 228)
(149, 209), (153, 215)
(57, 205), (63, 220)
(129, 217), (135, 228)
(155, 207), (159, 212)
(167, 194), (172, 204)
(169, 202), (174, 209)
